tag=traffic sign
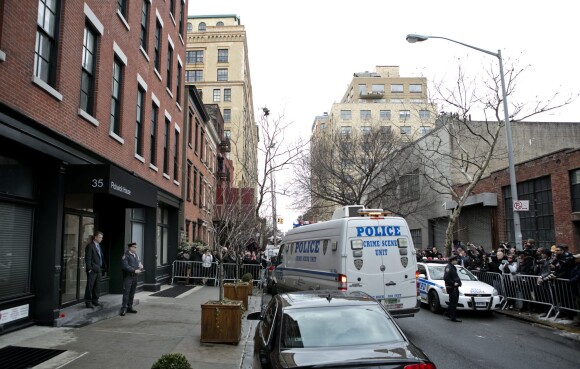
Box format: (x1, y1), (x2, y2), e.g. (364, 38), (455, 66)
(513, 200), (529, 211)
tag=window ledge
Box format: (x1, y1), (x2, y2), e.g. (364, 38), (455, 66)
(149, 163), (159, 172)
(33, 76), (63, 101)
(154, 69), (162, 81)
(139, 47), (150, 62)
(169, 13), (176, 27)
(0, 50), (6, 62)
(176, 102), (182, 111)
(166, 87), (173, 98)
(109, 131), (125, 144)
(117, 10), (130, 31)
(173, 180), (180, 186)
(163, 173), (171, 180)
(78, 108), (99, 126)
(135, 153), (145, 163)
(178, 33), (184, 46)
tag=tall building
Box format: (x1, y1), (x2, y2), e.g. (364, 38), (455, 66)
(184, 14), (258, 189)
(0, 0), (187, 333)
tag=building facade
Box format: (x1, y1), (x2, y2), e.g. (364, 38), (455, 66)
(0, 0), (188, 333)
(184, 14), (258, 189)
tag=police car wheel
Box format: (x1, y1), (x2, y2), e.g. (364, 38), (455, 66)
(428, 291), (442, 314)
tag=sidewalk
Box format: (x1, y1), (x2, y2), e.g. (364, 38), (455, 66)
(0, 285), (264, 369)
(495, 308), (580, 338)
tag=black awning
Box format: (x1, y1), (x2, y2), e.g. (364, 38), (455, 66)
(65, 164), (157, 208)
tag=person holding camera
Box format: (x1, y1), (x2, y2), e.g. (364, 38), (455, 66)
(444, 255), (462, 322)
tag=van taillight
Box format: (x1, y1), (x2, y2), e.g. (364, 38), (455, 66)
(416, 270), (419, 279)
(338, 274), (347, 291)
(416, 270), (420, 296)
(404, 364), (436, 369)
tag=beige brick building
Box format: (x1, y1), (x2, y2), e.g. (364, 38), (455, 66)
(184, 15), (258, 189)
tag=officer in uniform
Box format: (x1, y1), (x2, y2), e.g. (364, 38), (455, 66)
(444, 255), (462, 322)
(121, 242), (142, 316)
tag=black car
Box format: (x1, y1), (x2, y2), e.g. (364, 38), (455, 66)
(247, 290), (436, 369)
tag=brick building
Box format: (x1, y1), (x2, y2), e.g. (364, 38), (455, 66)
(0, 0), (188, 333)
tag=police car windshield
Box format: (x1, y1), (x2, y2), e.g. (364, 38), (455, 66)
(429, 265), (477, 281)
(281, 305), (403, 348)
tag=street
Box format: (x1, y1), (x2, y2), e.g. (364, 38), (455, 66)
(396, 306), (580, 369)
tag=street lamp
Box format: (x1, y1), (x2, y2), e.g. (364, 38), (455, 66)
(406, 33), (523, 249)
(263, 107), (277, 248)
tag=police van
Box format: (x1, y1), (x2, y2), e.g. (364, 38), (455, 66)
(272, 205), (420, 317)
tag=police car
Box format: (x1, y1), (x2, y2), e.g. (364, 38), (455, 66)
(417, 262), (502, 314)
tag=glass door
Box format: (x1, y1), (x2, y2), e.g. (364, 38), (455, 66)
(61, 213), (94, 305)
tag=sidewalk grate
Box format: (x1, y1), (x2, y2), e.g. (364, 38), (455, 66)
(149, 285), (195, 298)
(0, 345), (66, 369)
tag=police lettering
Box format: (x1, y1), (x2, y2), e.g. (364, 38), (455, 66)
(294, 240), (320, 254)
(356, 226), (401, 237)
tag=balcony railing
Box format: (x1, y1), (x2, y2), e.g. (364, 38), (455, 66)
(220, 137), (231, 152)
(359, 91), (385, 99)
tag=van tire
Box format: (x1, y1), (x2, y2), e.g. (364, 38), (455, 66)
(428, 291), (442, 314)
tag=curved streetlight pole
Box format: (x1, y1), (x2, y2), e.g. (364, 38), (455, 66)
(406, 34), (522, 249)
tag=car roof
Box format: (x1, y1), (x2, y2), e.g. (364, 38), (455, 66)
(277, 290), (381, 310)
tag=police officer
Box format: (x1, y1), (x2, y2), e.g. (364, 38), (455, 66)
(444, 255), (462, 322)
(121, 242), (142, 316)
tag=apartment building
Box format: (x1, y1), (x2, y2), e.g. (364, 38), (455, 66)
(0, 0), (188, 333)
(184, 14), (258, 189)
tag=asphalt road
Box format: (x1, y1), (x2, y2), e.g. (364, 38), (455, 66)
(396, 306), (580, 369)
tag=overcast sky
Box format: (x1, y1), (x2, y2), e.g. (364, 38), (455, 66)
(188, 0), (580, 232)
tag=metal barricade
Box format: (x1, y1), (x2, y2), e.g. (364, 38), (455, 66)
(552, 278), (580, 318)
(472, 270), (505, 296)
(171, 260), (218, 285)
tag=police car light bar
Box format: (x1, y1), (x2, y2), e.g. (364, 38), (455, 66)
(357, 208), (392, 218)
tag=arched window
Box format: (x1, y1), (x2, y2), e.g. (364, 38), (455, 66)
(198, 22), (206, 31)
(187, 22), (193, 32)
(216, 21), (224, 27)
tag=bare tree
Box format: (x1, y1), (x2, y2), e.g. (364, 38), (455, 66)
(418, 60), (575, 255)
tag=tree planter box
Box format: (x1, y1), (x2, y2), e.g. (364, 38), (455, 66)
(200, 301), (242, 344)
(224, 283), (249, 309)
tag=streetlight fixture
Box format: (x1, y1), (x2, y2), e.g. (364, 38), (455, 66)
(406, 33), (523, 249)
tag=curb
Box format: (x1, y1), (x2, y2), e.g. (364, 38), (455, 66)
(495, 309), (580, 338)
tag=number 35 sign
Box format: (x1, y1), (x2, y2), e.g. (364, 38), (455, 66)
(513, 200), (529, 211)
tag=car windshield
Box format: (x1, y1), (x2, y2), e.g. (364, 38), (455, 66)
(281, 305), (403, 348)
(428, 265), (477, 281)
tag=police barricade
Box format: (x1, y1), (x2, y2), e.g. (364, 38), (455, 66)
(552, 278), (580, 318)
(220, 262), (263, 286)
(171, 260), (218, 285)
(471, 270), (506, 297)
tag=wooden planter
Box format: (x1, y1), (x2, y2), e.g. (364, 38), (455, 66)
(224, 282), (250, 309)
(200, 301), (243, 344)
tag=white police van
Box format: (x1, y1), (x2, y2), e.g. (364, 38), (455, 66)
(272, 205), (420, 317)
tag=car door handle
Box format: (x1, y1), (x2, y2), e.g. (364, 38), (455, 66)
(385, 281), (396, 286)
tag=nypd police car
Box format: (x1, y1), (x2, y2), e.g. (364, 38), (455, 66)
(417, 262), (503, 314)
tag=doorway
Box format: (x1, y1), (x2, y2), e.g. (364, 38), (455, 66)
(61, 213), (95, 306)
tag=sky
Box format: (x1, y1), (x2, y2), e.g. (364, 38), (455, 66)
(188, 0), (580, 233)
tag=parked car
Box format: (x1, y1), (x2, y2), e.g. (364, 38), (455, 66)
(417, 262), (503, 314)
(247, 290), (436, 369)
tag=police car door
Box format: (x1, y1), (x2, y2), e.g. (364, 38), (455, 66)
(346, 218), (407, 308)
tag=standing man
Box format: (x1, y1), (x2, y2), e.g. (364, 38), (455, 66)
(85, 231), (104, 308)
(120, 242), (142, 316)
(443, 255), (462, 322)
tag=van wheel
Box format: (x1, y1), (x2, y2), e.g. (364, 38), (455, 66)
(428, 291), (442, 314)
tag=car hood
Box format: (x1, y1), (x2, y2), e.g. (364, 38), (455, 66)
(278, 342), (430, 368)
(430, 279), (494, 294)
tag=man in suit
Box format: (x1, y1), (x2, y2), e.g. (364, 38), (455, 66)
(85, 231), (104, 308)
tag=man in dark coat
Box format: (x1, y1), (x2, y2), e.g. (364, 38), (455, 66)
(120, 242), (142, 316)
(443, 255), (462, 322)
(84, 231), (105, 308)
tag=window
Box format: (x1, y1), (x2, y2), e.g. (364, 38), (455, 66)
(360, 110), (371, 120)
(341, 126), (352, 136)
(187, 113), (193, 146)
(361, 126), (371, 135)
(150, 103), (158, 165)
(176, 62), (182, 103)
(371, 84), (385, 93)
(163, 117), (170, 174)
(391, 84), (404, 93)
(186, 161), (192, 201)
(358, 84), (366, 94)
(110, 58), (123, 135)
(410, 229), (422, 249)
(217, 68), (228, 81)
(216, 21), (224, 26)
(80, 24), (98, 115)
(213, 89), (221, 102)
(410, 84), (422, 93)
(224, 88), (231, 102)
(399, 110), (410, 121)
(174, 128), (179, 180)
(199, 174), (204, 208)
(187, 22), (193, 32)
(35, 0), (60, 86)
(198, 22), (206, 31)
(218, 49), (228, 63)
(154, 21), (161, 71)
(169, 0), (175, 19)
(187, 70), (202, 82)
(223, 109), (231, 122)
(193, 167), (198, 204)
(419, 126), (431, 136)
(340, 110), (352, 120)
(166, 44), (173, 90)
(380, 110), (391, 120)
(117, 0), (127, 19)
(178, 0), (184, 37)
(419, 110), (430, 120)
(186, 50), (203, 64)
(400, 126), (411, 135)
(194, 119), (199, 153)
(135, 86), (145, 156)
(156, 207), (169, 266)
(400, 170), (420, 202)
(380, 126), (391, 137)
(140, 0), (149, 51)
(571, 169), (580, 212)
